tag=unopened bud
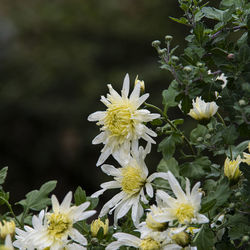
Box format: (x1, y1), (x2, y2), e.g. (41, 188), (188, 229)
(196, 62), (203, 67)
(229, 203), (235, 209)
(242, 236), (249, 242)
(227, 53), (235, 60)
(152, 40), (161, 48)
(91, 218), (109, 237)
(171, 56), (179, 62)
(165, 35), (173, 42)
(172, 232), (190, 247)
(235, 191), (241, 197)
(134, 75), (145, 93)
(205, 134), (211, 140)
(184, 66), (192, 72)
(197, 137), (203, 142)
(158, 48), (167, 56)
(239, 99), (246, 106)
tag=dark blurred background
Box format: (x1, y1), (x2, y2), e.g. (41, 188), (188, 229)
(0, 0), (187, 204)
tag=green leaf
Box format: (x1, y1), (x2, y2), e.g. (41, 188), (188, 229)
(200, 199), (216, 213)
(162, 86), (179, 111)
(194, 225), (214, 250)
(202, 7), (225, 21)
(0, 167), (8, 185)
(86, 197), (99, 210)
(190, 125), (208, 143)
(222, 125), (238, 145)
(74, 186), (87, 206)
(158, 133), (182, 160)
(169, 17), (189, 25)
(17, 180), (57, 211)
(180, 156), (211, 179)
(157, 157), (179, 176)
(0, 191), (10, 205)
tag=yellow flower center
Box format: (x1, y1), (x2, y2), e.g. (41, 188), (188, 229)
(47, 212), (72, 239)
(121, 166), (145, 195)
(139, 238), (161, 250)
(104, 103), (135, 138)
(175, 203), (194, 224)
(146, 214), (167, 231)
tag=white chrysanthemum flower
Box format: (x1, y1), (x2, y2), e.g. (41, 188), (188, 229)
(88, 73), (160, 166)
(106, 230), (183, 250)
(188, 97), (218, 120)
(91, 143), (168, 225)
(154, 171), (209, 225)
(13, 192), (95, 250)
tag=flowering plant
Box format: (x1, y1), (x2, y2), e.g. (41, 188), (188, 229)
(0, 0), (249, 249)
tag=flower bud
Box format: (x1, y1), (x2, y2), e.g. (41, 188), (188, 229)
(205, 134), (211, 140)
(0, 220), (15, 239)
(172, 232), (190, 247)
(134, 75), (145, 93)
(158, 48), (167, 56)
(171, 56), (179, 62)
(224, 156), (242, 183)
(183, 66), (192, 72)
(239, 99), (246, 106)
(242, 235), (249, 242)
(152, 40), (161, 48)
(165, 35), (173, 42)
(227, 53), (235, 60)
(91, 218), (109, 237)
(196, 62), (203, 67)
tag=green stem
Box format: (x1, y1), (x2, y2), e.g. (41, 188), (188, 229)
(144, 102), (195, 155)
(216, 112), (226, 126)
(0, 197), (22, 228)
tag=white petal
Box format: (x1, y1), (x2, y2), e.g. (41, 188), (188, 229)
(147, 172), (168, 183)
(167, 171), (186, 201)
(92, 132), (105, 144)
(196, 213), (209, 224)
(96, 147), (112, 166)
(87, 111), (105, 121)
(135, 93), (149, 108)
(60, 191), (72, 210)
(51, 195), (60, 213)
(129, 82), (141, 101)
(69, 228), (87, 245)
(122, 73), (130, 98)
(145, 183), (153, 198)
(100, 181), (120, 189)
(91, 188), (106, 198)
(101, 164), (121, 176)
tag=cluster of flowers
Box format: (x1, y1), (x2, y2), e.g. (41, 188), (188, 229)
(87, 74), (212, 249)
(0, 74), (248, 249)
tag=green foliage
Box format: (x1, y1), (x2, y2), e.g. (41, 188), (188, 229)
(17, 180), (57, 211)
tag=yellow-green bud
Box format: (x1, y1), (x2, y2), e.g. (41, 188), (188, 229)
(0, 220), (15, 239)
(134, 75), (145, 93)
(165, 35), (173, 42)
(152, 40), (161, 48)
(196, 62), (203, 67)
(91, 218), (109, 237)
(172, 232), (190, 247)
(224, 156), (242, 183)
(197, 137), (203, 142)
